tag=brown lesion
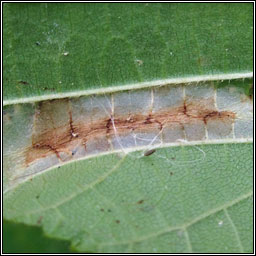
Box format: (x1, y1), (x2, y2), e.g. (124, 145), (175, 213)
(24, 97), (236, 166)
(69, 110), (74, 138)
(183, 101), (187, 115)
(105, 117), (112, 135)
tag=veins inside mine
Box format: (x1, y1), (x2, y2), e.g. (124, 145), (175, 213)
(26, 93), (236, 166)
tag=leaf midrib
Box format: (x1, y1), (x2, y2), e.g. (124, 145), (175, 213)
(3, 72), (253, 106)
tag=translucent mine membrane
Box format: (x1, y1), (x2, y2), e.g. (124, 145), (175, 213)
(153, 85), (185, 142)
(71, 94), (112, 155)
(31, 99), (76, 162)
(216, 86), (253, 139)
(111, 89), (161, 150)
(33, 99), (70, 138)
(185, 83), (216, 140)
(3, 104), (35, 191)
(153, 83), (218, 142)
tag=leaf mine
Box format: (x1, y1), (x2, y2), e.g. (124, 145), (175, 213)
(3, 79), (253, 192)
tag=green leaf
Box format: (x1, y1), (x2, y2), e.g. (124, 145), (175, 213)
(3, 220), (71, 253)
(4, 143), (253, 253)
(3, 3), (253, 100)
(3, 3), (253, 253)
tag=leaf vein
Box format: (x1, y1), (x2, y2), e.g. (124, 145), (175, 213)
(99, 191), (252, 247)
(223, 208), (244, 253)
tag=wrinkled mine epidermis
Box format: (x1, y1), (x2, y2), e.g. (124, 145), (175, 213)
(3, 82), (253, 190)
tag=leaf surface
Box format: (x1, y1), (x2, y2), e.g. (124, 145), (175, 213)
(3, 3), (253, 253)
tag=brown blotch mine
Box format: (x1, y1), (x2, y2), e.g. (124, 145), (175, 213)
(24, 97), (236, 165)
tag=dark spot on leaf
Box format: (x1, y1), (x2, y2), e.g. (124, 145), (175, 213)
(107, 209), (111, 212)
(100, 208), (104, 212)
(137, 200), (144, 204)
(18, 81), (29, 85)
(35, 41), (40, 46)
(115, 220), (120, 224)
(144, 149), (156, 156)
(170, 172), (174, 176)
(36, 195), (40, 199)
